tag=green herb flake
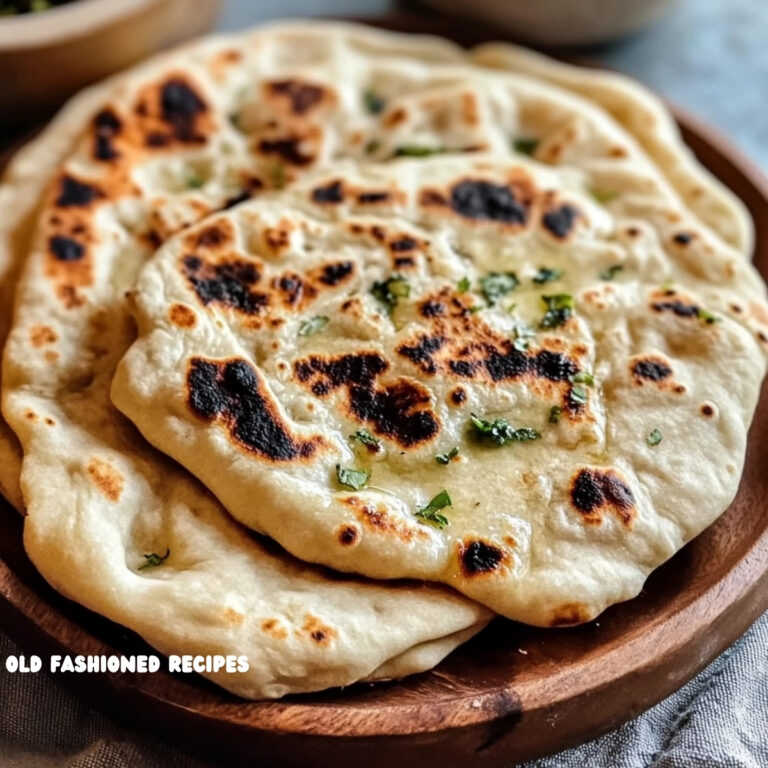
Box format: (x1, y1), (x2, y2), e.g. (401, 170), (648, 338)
(393, 145), (445, 158)
(470, 413), (541, 446)
(590, 188), (619, 204)
(371, 274), (410, 313)
(569, 384), (589, 406)
(572, 370), (595, 386)
(512, 321), (535, 352)
(435, 447), (459, 465)
(186, 174), (205, 189)
(540, 293), (575, 329)
(138, 548), (170, 571)
(363, 88), (386, 115)
(336, 464), (371, 491)
(647, 428), (663, 446)
(549, 405), (562, 424)
(513, 137), (539, 156)
(600, 264), (624, 281)
(532, 267), (563, 285)
(480, 272), (519, 306)
(298, 315), (329, 337)
(349, 429), (381, 449)
(365, 138), (382, 155)
(415, 490), (452, 529)
(269, 163), (286, 189)
(696, 307), (721, 325)
(457, 276), (471, 293)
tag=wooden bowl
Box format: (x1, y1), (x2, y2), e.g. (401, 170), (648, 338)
(0, 106), (766, 768)
(0, 0), (222, 128)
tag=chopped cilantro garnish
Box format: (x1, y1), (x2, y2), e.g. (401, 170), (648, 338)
(470, 414), (541, 446)
(697, 307), (721, 325)
(549, 405), (562, 424)
(269, 163), (286, 188)
(298, 315), (329, 337)
(513, 137), (539, 156)
(393, 145), (445, 158)
(415, 490), (452, 529)
(540, 293), (575, 328)
(512, 322), (535, 352)
(572, 370), (595, 386)
(480, 272), (519, 305)
(457, 276), (471, 293)
(647, 428), (663, 446)
(336, 464), (371, 491)
(138, 549), (170, 571)
(600, 264), (624, 281)
(349, 429), (381, 449)
(569, 384), (589, 405)
(532, 267), (563, 284)
(186, 173), (205, 189)
(371, 274), (410, 313)
(363, 88), (385, 115)
(435, 447), (459, 465)
(590, 188), (619, 204)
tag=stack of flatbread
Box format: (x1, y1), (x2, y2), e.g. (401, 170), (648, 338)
(0, 21), (765, 699)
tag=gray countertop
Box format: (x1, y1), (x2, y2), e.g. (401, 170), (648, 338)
(218, 0), (768, 173)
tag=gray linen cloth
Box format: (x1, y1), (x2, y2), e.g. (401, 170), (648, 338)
(0, 614), (766, 767)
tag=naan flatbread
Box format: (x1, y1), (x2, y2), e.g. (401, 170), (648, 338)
(113, 156), (768, 625)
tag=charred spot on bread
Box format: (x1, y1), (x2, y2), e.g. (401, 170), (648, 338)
(389, 236), (418, 252)
(257, 135), (315, 166)
(651, 299), (699, 318)
(294, 352), (440, 447)
(357, 191), (390, 204)
(50, 235), (84, 262)
(570, 468), (636, 527)
(317, 261), (354, 286)
(542, 203), (580, 239)
(160, 78), (208, 142)
(56, 176), (103, 208)
(459, 540), (506, 576)
(92, 108), (122, 161)
(268, 79), (325, 115)
(337, 525), (360, 546)
(449, 179), (529, 224)
(182, 255), (267, 314)
(311, 180), (344, 204)
(397, 335), (446, 374)
(631, 357), (673, 382)
(187, 357), (325, 461)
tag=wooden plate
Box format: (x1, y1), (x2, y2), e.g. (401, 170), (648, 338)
(1, 28), (768, 768)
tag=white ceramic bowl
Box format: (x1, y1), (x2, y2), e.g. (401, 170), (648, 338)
(419, 0), (678, 46)
(0, 0), (222, 126)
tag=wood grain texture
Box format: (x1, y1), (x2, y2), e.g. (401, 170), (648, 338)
(0, 25), (767, 768)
